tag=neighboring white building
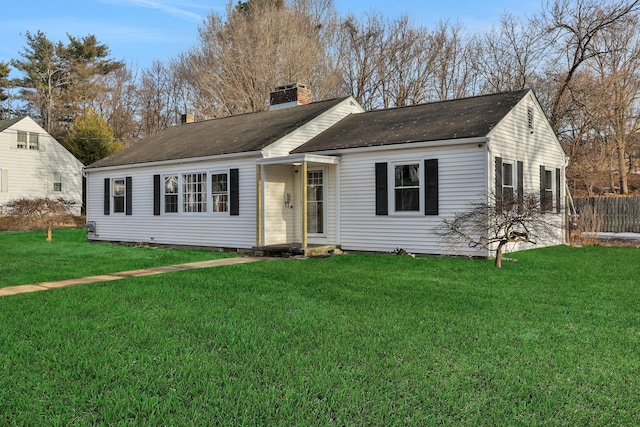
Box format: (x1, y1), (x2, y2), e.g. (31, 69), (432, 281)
(84, 86), (567, 256)
(0, 117), (84, 215)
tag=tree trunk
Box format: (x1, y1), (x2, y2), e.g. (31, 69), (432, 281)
(617, 139), (629, 195)
(495, 240), (507, 268)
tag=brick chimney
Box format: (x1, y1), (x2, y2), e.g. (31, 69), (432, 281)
(269, 83), (312, 110)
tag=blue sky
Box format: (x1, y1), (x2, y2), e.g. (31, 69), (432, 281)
(1, 0), (540, 73)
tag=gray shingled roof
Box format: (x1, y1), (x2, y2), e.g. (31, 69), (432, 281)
(0, 118), (23, 132)
(87, 97), (348, 169)
(292, 89), (531, 154)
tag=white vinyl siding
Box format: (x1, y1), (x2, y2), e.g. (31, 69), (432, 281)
(339, 144), (487, 256)
(85, 159), (257, 249)
(488, 93), (566, 251)
(262, 99), (364, 158)
(0, 117), (83, 215)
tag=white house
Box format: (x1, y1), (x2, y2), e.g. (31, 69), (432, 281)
(0, 117), (84, 215)
(84, 85), (567, 256)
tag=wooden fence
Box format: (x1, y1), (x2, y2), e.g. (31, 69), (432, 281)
(574, 196), (640, 233)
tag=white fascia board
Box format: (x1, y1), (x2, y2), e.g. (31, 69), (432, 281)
(84, 151), (263, 174)
(257, 153), (340, 166)
(303, 136), (490, 157)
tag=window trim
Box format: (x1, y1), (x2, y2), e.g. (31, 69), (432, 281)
(53, 172), (63, 192)
(210, 170), (230, 214)
(389, 161), (423, 215)
(307, 167), (327, 236)
(16, 131), (28, 149)
(112, 178), (126, 214)
(29, 132), (39, 150)
(181, 171), (208, 214)
(540, 166), (554, 213)
(162, 174), (179, 214)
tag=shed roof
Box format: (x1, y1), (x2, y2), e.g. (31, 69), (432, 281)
(292, 89), (530, 153)
(87, 97), (348, 169)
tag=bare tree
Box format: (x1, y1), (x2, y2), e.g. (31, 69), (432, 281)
(440, 193), (562, 268)
(473, 14), (545, 93)
(182, 0), (337, 117)
(536, 0), (640, 130)
(587, 14), (640, 194)
(428, 21), (478, 101)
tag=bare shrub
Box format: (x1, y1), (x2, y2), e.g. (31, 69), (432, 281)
(2, 198), (77, 241)
(570, 204), (603, 246)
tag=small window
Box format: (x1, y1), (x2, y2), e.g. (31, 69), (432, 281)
(394, 164), (420, 212)
(542, 169), (553, 212)
(17, 131), (27, 149)
(29, 133), (39, 150)
(501, 162), (514, 208)
(182, 172), (207, 213)
(113, 178), (125, 213)
(527, 107), (534, 133)
(53, 172), (63, 192)
(164, 175), (178, 213)
(211, 173), (228, 213)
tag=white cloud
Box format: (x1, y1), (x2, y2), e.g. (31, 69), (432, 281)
(100, 0), (217, 22)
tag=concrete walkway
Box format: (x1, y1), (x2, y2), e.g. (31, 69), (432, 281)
(0, 257), (268, 298)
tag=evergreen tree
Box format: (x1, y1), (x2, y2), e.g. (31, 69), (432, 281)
(65, 109), (122, 165)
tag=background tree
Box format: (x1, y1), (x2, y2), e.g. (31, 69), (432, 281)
(90, 65), (141, 146)
(535, 0), (640, 130)
(182, 0), (337, 117)
(10, 31), (64, 134)
(439, 193), (562, 268)
(0, 61), (12, 119)
(472, 14), (545, 93)
(65, 109), (122, 165)
(11, 31), (123, 139)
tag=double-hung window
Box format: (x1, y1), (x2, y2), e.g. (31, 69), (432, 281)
(211, 173), (228, 213)
(29, 133), (39, 150)
(541, 167), (553, 213)
(182, 172), (207, 213)
(164, 175), (179, 213)
(394, 163), (420, 212)
(17, 131), (27, 149)
(53, 172), (63, 192)
(376, 160), (438, 216)
(113, 178), (126, 213)
(501, 161), (514, 209)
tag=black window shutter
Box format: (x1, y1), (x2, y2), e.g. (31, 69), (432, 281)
(517, 161), (524, 210)
(375, 162), (388, 216)
(555, 168), (561, 214)
(495, 156), (503, 197)
(104, 178), (110, 215)
(230, 168), (239, 216)
(125, 177), (133, 216)
(540, 165), (546, 211)
(424, 159), (439, 215)
(153, 175), (161, 216)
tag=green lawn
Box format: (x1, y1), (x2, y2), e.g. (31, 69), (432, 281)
(1, 232), (639, 425)
(0, 228), (235, 287)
